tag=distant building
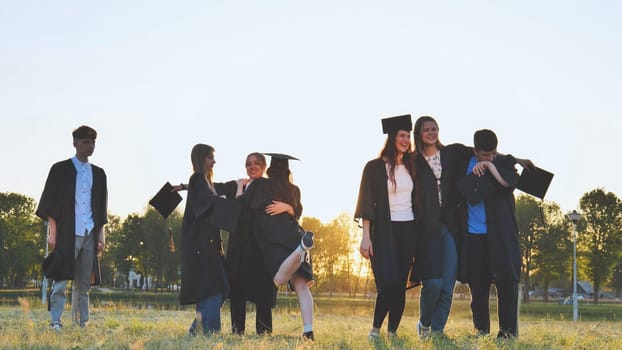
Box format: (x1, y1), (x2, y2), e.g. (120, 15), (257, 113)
(577, 280), (593, 297)
(128, 268), (152, 290)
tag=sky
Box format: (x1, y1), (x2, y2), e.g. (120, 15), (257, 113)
(1, 1), (620, 223)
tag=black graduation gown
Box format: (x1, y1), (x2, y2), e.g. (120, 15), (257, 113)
(354, 158), (417, 292)
(36, 158), (107, 283)
(456, 155), (521, 283)
(250, 178), (313, 288)
(411, 144), (472, 282)
(225, 179), (276, 307)
(179, 173), (237, 305)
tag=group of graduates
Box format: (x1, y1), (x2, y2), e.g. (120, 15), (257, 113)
(355, 114), (541, 340)
(37, 126), (316, 340)
(37, 119), (546, 341)
(172, 147), (316, 339)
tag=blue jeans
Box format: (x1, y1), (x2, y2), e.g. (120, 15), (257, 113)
(419, 224), (457, 332)
(50, 231), (95, 325)
(189, 293), (222, 335)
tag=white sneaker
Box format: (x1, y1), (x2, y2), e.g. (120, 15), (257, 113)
(49, 321), (63, 332)
(417, 320), (431, 339)
(368, 328), (380, 341)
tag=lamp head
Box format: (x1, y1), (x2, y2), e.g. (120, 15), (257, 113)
(565, 210), (582, 224)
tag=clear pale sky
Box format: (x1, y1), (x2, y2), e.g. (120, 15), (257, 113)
(1, 1), (620, 222)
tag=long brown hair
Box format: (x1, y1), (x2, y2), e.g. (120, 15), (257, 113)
(190, 144), (217, 194)
(267, 163), (297, 209)
(413, 116), (444, 155)
(379, 131), (415, 190)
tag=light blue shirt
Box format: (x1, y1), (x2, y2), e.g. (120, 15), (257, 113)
(466, 156), (487, 234)
(71, 156), (94, 236)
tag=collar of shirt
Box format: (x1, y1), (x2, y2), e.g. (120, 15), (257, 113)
(71, 156), (91, 171)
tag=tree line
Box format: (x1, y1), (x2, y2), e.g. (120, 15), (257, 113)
(1, 189), (621, 303)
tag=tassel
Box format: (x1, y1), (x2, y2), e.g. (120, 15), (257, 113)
(168, 226), (176, 253)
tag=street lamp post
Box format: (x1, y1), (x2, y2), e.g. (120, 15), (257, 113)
(42, 222), (49, 304)
(566, 210), (582, 321)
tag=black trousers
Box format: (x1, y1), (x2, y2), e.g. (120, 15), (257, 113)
(230, 290), (272, 335)
(467, 234), (518, 338)
(372, 220), (416, 333)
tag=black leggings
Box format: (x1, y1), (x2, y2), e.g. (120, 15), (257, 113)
(373, 286), (406, 332)
(372, 220), (415, 332)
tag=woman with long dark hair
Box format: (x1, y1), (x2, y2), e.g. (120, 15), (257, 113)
(251, 153), (315, 340)
(355, 115), (417, 339)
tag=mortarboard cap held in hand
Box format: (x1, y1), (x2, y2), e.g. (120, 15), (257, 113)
(42, 250), (64, 279)
(381, 114), (412, 134)
(149, 182), (183, 219)
(517, 166), (554, 199)
(264, 153), (300, 170)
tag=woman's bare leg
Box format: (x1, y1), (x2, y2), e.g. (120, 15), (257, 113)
(292, 275), (313, 338)
(273, 231), (314, 285)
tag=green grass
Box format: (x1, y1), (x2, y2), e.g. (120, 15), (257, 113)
(1, 292), (622, 349)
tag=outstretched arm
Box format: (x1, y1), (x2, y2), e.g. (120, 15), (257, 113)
(171, 183), (187, 192)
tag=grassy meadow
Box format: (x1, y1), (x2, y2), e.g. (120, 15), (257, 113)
(1, 291), (622, 349)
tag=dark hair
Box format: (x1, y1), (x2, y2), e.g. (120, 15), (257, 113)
(190, 144), (215, 179)
(379, 130), (415, 190)
(474, 129), (498, 152)
(267, 164), (296, 209)
(72, 125), (97, 140)
(413, 116), (443, 155)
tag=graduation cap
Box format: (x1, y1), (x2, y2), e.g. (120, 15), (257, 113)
(264, 153), (300, 170)
(42, 250), (64, 279)
(456, 173), (498, 205)
(517, 166), (554, 199)
(381, 114), (412, 134)
(149, 182), (183, 219)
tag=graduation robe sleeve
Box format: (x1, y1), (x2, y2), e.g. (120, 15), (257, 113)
(36, 162), (66, 221)
(354, 160), (378, 222)
(188, 173), (219, 218)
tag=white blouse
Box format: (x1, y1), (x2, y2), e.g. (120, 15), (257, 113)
(424, 151), (443, 206)
(387, 164), (415, 221)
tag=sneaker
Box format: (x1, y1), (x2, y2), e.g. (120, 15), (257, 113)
(74, 320), (88, 328)
(49, 321), (63, 331)
(388, 331), (397, 340)
(497, 330), (517, 339)
(302, 331), (314, 341)
(417, 320), (431, 339)
(300, 231), (314, 251)
(368, 328), (380, 341)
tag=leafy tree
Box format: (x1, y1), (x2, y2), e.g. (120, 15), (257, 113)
(109, 213), (144, 289)
(100, 214), (122, 286)
(106, 209), (182, 290)
(579, 188), (622, 304)
(530, 201), (572, 302)
(515, 195), (542, 302)
(611, 262), (622, 298)
(303, 215), (352, 294)
(140, 208), (180, 291)
(0, 192), (44, 287)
